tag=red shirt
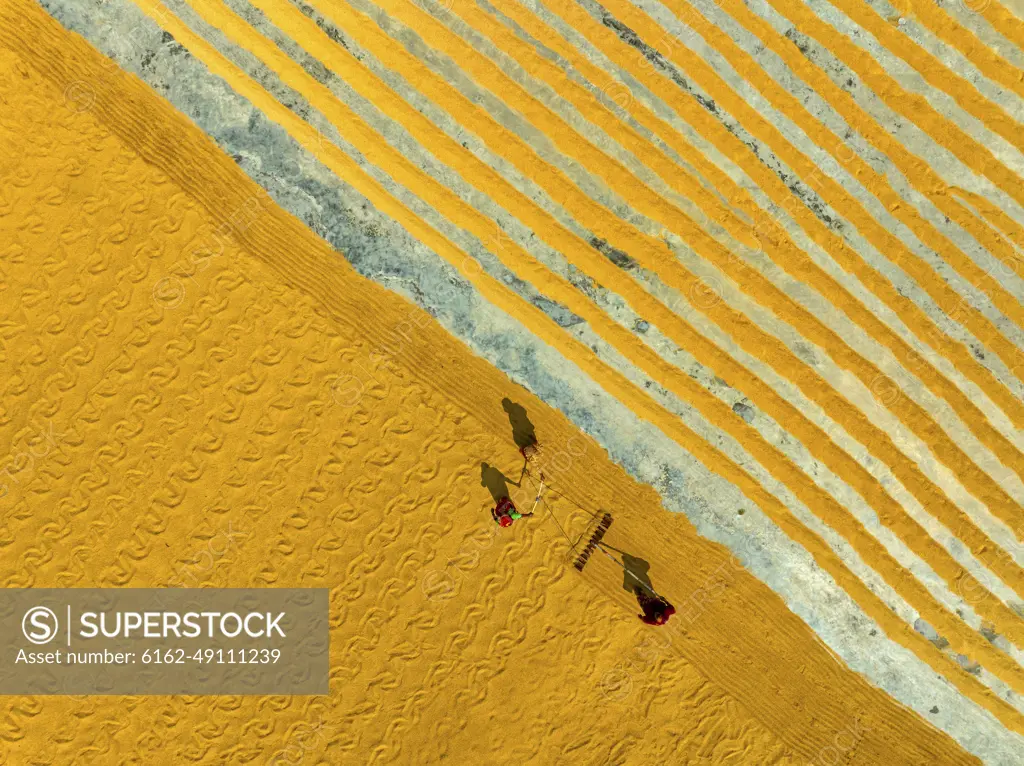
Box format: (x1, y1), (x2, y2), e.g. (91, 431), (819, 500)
(492, 497), (521, 526)
(639, 602), (675, 625)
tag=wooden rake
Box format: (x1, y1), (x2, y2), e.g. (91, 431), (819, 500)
(572, 512), (613, 572)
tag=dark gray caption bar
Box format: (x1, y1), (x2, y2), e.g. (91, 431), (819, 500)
(0, 589), (329, 695)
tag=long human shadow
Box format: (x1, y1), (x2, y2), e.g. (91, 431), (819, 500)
(597, 542), (655, 596)
(480, 462), (520, 504)
(502, 397), (536, 450)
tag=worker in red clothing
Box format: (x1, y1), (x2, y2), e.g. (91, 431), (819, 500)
(492, 496), (533, 527)
(635, 587), (675, 626)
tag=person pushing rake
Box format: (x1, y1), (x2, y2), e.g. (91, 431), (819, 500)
(491, 399), (545, 527)
(492, 402), (676, 625)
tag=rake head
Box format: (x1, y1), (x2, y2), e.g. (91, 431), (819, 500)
(573, 512), (613, 572)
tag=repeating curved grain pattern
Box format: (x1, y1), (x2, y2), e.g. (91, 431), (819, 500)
(2, 0), (1023, 761)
